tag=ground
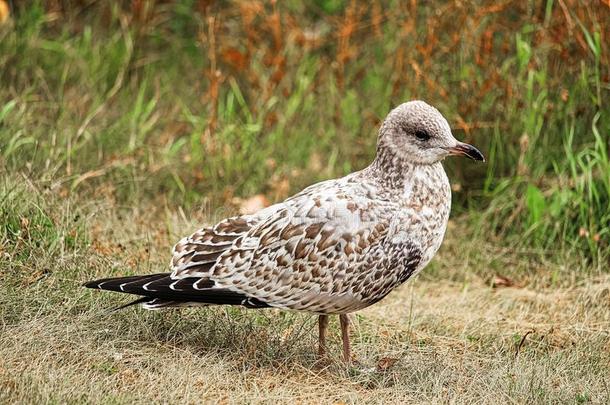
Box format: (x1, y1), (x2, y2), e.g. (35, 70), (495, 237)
(1, 192), (608, 404)
(1, 2), (608, 402)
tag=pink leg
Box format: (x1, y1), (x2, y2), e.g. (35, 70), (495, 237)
(339, 314), (351, 362)
(318, 314), (329, 357)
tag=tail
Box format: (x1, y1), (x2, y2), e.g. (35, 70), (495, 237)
(83, 273), (270, 310)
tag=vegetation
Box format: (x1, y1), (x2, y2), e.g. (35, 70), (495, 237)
(0, 1), (608, 403)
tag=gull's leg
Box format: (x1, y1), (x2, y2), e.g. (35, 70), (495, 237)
(339, 314), (351, 362)
(318, 314), (329, 357)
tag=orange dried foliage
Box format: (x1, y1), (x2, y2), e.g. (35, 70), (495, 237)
(0, 0), (9, 23)
(197, 0), (215, 15)
(179, 0), (606, 122)
(221, 47), (249, 71)
(201, 16), (224, 136)
(82, 0), (610, 202)
(371, 1), (383, 38)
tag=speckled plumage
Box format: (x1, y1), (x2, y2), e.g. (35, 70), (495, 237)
(85, 100), (484, 359)
(166, 157), (450, 315)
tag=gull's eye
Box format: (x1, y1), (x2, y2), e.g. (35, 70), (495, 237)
(414, 130), (430, 141)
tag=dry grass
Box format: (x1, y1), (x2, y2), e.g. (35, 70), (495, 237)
(0, 2), (608, 401)
(1, 192), (608, 404)
(2, 1), (608, 261)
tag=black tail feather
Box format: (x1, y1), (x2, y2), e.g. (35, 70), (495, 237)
(84, 273), (270, 309)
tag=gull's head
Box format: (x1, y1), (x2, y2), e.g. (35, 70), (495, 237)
(378, 100), (485, 165)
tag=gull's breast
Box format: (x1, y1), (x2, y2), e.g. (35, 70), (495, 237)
(395, 162), (451, 273)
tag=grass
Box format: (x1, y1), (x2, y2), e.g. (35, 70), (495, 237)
(0, 1), (609, 403)
(1, 1), (608, 261)
(1, 179), (608, 403)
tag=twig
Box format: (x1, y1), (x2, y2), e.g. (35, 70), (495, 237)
(514, 329), (534, 359)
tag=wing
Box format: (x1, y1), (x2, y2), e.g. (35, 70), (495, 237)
(168, 181), (339, 280)
(89, 175), (423, 313)
(205, 181), (423, 314)
(170, 216), (257, 278)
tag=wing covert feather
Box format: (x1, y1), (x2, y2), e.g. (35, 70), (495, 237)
(207, 186), (422, 314)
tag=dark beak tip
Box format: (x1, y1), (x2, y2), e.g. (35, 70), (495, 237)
(451, 143), (485, 162)
(473, 150), (486, 162)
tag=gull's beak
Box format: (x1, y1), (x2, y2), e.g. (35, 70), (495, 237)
(446, 142), (485, 162)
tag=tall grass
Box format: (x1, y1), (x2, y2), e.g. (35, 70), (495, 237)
(0, 1), (608, 264)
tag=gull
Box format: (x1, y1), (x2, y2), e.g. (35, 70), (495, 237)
(84, 100), (484, 362)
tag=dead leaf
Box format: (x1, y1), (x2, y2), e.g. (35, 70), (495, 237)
(0, 1), (9, 24)
(492, 274), (514, 288)
(376, 357), (399, 371)
(237, 194), (269, 215)
(221, 47), (249, 70)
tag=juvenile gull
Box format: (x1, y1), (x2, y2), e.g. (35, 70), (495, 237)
(84, 100), (484, 361)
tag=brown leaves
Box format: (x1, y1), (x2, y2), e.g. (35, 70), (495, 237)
(376, 356), (399, 371)
(221, 47), (249, 71)
(0, 0), (9, 24)
(579, 228), (601, 243)
(492, 274), (515, 289)
(235, 194), (270, 215)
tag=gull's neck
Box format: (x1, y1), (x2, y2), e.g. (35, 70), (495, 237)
(366, 143), (416, 189)
(365, 143), (444, 191)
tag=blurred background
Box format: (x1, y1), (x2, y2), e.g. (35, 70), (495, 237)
(1, 1), (608, 268)
(1, 2), (609, 402)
